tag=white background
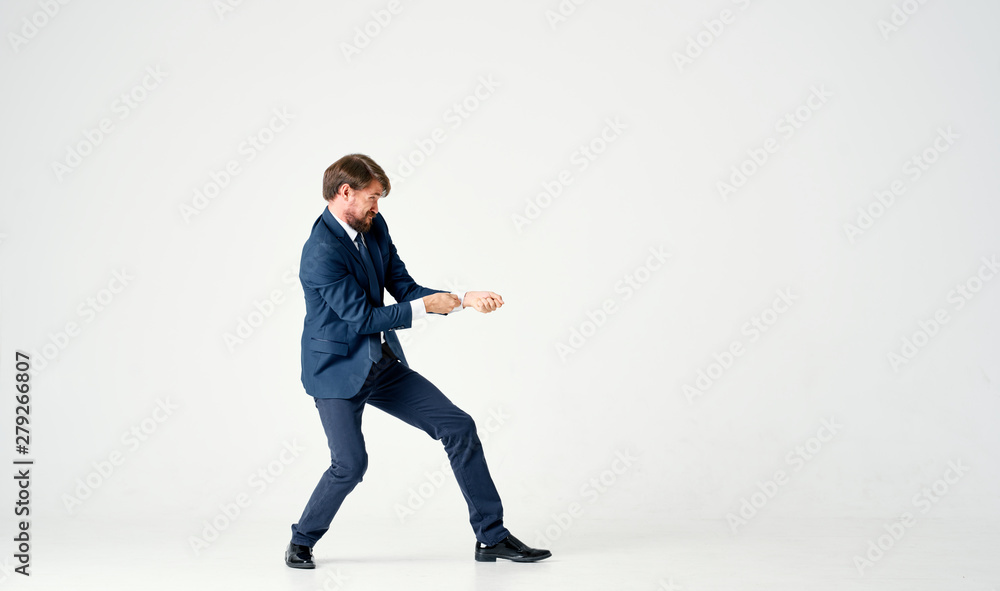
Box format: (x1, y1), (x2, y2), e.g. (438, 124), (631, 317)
(1, 0), (998, 589)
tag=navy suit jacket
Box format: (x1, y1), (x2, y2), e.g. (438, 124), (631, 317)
(298, 207), (444, 398)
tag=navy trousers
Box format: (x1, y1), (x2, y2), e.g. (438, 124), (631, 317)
(291, 345), (510, 547)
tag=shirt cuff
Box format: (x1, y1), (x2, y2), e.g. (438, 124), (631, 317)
(410, 297), (426, 321)
(452, 291), (465, 313)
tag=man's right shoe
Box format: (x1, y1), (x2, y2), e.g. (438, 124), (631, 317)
(285, 542), (315, 569)
(475, 535), (552, 562)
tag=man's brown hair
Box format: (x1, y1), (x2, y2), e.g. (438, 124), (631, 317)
(322, 154), (391, 201)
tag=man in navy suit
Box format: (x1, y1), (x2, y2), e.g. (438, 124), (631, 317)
(286, 154), (550, 568)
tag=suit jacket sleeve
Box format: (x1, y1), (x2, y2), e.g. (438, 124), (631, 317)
(301, 240), (413, 335)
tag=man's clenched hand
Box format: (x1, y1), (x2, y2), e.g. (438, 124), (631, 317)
(423, 292), (462, 314)
(463, 291), (504, 314)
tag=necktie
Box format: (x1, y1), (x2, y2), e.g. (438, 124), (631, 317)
(354, 233), (383, 363)
(354, 233), (380, 296)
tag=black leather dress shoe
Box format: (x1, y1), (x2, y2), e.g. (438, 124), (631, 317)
(475, 535), (552, 562)
(285, 542), (315, 569)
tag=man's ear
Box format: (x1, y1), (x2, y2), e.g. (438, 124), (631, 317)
(338, 183), (352, 201)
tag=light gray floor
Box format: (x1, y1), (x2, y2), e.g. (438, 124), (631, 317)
(12, 516), (997, 590)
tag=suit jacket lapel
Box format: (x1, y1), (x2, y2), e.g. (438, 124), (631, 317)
(322, 208), (363, 265)
(321, 208), (380, 303)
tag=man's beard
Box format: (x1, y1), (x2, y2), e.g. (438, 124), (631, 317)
(345, 209), (374, 234)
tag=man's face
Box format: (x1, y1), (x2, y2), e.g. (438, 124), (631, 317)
(343, 181), (383, 234)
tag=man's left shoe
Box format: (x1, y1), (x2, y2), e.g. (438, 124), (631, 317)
(285, 542), (315, 569)
(475, 535), (552, 562)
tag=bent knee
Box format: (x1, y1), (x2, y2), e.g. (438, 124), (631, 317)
(443, 413), (479, 441)
(329, 453), (368, 483)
